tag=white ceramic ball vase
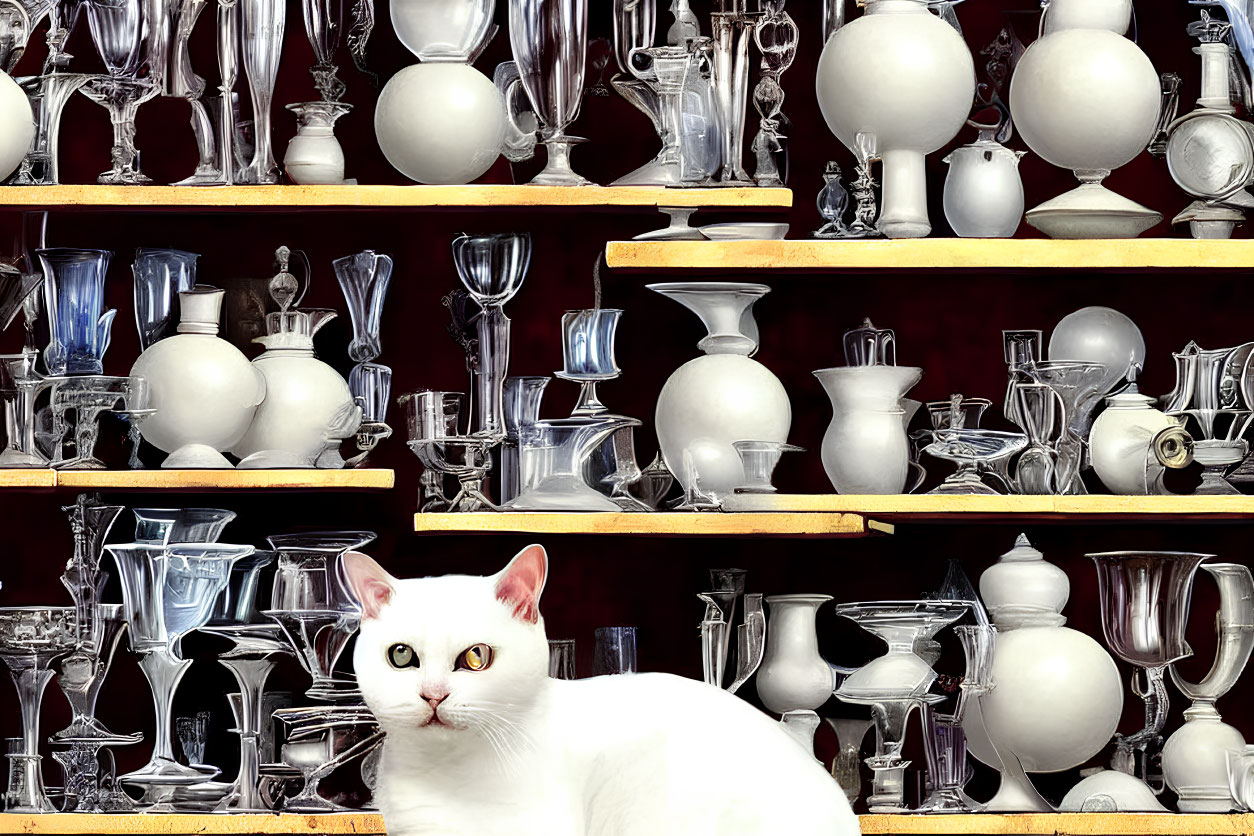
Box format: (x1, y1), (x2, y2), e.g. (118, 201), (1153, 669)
(942, 140), (1027, 238)
(656, 353), (791, 497)
(129, 288), (266, 468)
(1163, 715), (1246, 812)
(815, 0), (975, 238)
(964, 625), (1124, 773)
(375, 63), (506, 184)
(0, 71), (34, 181)
(756, 595), (835, 715)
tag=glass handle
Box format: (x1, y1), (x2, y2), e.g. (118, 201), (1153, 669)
(290, 248), (312, 307)
(493, 62), (539, 164)
(96, 309), (116, 362)
(905, 460), (927, 494)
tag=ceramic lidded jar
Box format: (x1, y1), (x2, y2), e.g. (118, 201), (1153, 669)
(1089, 385), (1194, 495)
(963, 534), (1124, 811)
(942, 134), (1026, 238)
(129, 286), (266, 468)
(815, 0), (975, 238)
(232, 311), (361, 469)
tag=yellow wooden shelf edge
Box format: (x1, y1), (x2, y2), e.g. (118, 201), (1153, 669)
(604, 238), (1254, 270)
(1, 812), (1252, 835)
(414, 511), (869, 536)
(724, 494), (1254, 516)
(55, 469), (395, 490)
(0, 185), (792, 210)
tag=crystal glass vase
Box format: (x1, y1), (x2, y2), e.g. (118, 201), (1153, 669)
(302, 0), (345, 100)
(507, 0), (593, 185)
(504, 415), (641, 511)
(1091, 550), (1210, 788)
(106, 542), (253, 800)
(81, 0), (157, 185)
(37, 248), (116, 377)
(264, 531), (374, 701)
(333, 250), (394, 364)
(0, 607), (77, 813)
(502, 375), (549, 504)
(132, 249), (198, 352)
(240, 0), (285, 184)
(452, 233), (531, 439)
(825, 717), (873, 805)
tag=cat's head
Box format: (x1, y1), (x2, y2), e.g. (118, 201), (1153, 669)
(343, 545), (550, 745)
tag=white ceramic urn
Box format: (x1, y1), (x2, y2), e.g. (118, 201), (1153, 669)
(964, 534), (1124, 811)
(0, 71), (34, 181)
(816, 0), (975, 238)
(814, 366), (922, 494)
(284, 102), (351, 185)
(756, 595), (836, 714)
(651, 283), (791, 501)
(1089, 387), (1193, 494)
(943, 137), (1026, 238)
(129, 287), (266, 468)
(232, 309), (362, 468)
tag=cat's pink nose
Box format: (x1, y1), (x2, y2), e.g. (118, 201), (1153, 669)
(423, 693), (448, 711)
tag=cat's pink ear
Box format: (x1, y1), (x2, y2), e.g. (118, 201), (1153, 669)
(494, 544), (548, 624)
(342, 552), (398, 620)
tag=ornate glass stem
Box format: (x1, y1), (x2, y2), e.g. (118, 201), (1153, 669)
(2, 657), (57, 812)
(475, 307), (509, 439)
(221, 657), (277, 811)
(136, 650), (191, 769)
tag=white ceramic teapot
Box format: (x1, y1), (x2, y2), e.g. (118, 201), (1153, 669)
(130, 286), (266, 468)
(232, 248), (362, 469)
(1089, 382), (1194, 494)
(943, 126), (1026, 238)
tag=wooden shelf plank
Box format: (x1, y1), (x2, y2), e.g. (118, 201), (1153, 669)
(0, 812), (1248, 836)
(0, 813), (384, 834)
(56, 469), (394, 490)
(723, 494), (1254, 519)
(604, 239), (1254, 270)
(0, 469), (55, 487)
(0, 185), (791, 211)
(413, 512), (869, 536)
(859, 813), (1254, 835)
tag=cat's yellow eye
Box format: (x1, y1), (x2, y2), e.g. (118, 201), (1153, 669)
(388, 643), (418, 669)
(458, 644), (493, 672)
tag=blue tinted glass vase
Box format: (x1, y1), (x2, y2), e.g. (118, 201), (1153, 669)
(37, 249), (116, 376)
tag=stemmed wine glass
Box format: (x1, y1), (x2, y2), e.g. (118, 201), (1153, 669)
(80, 0), (158, 184)
(507, 0), (594, 185)
(239, 0), (284, 183)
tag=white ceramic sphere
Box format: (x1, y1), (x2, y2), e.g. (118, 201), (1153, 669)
(130, 333), (266, 456)
(1163, 719), (1246, 811)
(1059, 769), (1168, 812)
(815, 3), (974, 154)
(1010, 29), (1160, 173)
(232, 351), (360, 464)
(964, 626), (1123, 773)
(655, 354), (791, 497)
(375, 63), (505, 185)
(1048, 306), (1146, 391)
(0, 72), (34, 181)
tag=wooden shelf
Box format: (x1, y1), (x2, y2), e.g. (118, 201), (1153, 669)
(722, 494), (1254, 520)
(56, 469), (394, 490)
(414, 511), (870, 536)
(0, 185), (791, 212)
(0, 812), (1247, 836)
(0, 469), (56, 487)
(858, 813), (1254, 835)
(604, 239), (1254, 270)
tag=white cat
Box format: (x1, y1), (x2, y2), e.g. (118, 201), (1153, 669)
(343, 544), (861, 836)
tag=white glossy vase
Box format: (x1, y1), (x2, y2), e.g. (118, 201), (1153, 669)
(814, 366), (922, 494)
(816, 0), (975, 238)
(1089, 387), (1193, 495)
(756, 595), (836, 714)
(129, 287), (266, 469)
(1163, 563), (1254, 812)
(232, 312), (363, 468)
(943, 138), (1026, 238)
(1010, 0), (1162, 238)
(963, 535), (1124, 811)
(650, 282), (791, 502)
(284, 102), (351, 185)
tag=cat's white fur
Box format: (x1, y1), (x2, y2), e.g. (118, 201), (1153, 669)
(344, 545), (861, 836)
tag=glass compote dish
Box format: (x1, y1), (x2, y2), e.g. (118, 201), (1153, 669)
(452, 232), (531, 439)
(0, 606), (76, 813)
(504, 415), (642, 511)
(1091, 550), (1209, 789)
(925, 429), (1028, 495)
(106, 540), (253, 805)
(80, 0), (157, 184)
(507, 0), (593, 184)
(832, 600), (970, 812)
(45, 375), (150, 469)
(1021, 360), (1110, 495)
(263, 531), (374, 703)
(733, 440), (802, 493)
(199, 550), (292, 811)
